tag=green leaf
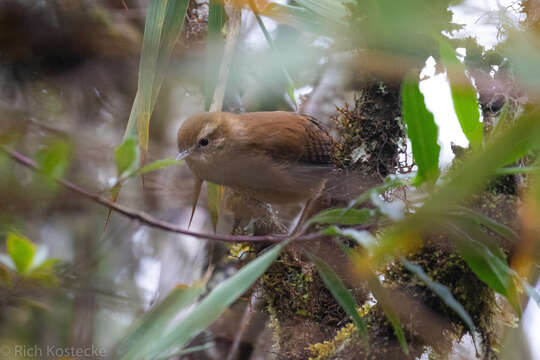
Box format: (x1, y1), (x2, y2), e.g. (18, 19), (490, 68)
(401, 72), (441, 185)
(439, 38), (483, 149)
(115, 138), (139, 178)
(140, 240), (289, 359)
(6, 232), (36, 274)
(310, 254), (369, 347)
(35, 139), (71, 181)
(116, 279), (208, 360)
(400, 257), (479, 353)
(138, 158), (182, 176)
(452, 228), (521, 315)
(367, 273), (409, 355)
(309, 208), (373, 226)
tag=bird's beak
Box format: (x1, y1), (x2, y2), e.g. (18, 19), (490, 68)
(176, 149), (190, 161)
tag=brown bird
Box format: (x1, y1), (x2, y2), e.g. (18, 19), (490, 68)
(176, 111), (336, 230)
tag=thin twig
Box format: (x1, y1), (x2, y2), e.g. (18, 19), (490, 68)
(225, 290), (260, 360)
(1, 146), (327, 243)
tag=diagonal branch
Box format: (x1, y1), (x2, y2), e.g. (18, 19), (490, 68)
(1, 146), (326, 243)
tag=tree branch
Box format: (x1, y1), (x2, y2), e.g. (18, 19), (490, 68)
(2, 146), (325, 243)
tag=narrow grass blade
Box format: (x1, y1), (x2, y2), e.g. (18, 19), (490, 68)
(294, 0), (349, 23)
(260, 3), (325, 33)
(126, 1), (189, 144)
(116, 278), (208, 360)
(451, 226), (521, 315)
(400, 257), (479, 353)
(308, 208), (373, 226)
(451, 207), (519, 243)
(142, 240), (289, 358)
(310, 254), (369, 347)
(114, 1), (189, 219)
(204, 0), (226, 110)
(367, 273), (409, 355)
(207, 182), (223, 232)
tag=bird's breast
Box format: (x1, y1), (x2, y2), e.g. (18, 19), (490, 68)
(186, 153), (330, 204)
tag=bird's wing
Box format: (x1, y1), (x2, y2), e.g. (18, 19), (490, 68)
(236, 111), (334, 165)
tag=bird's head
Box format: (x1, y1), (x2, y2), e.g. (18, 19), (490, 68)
(176, 112), (230, 163)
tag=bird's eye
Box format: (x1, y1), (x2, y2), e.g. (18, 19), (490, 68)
(198, 137), (209, 147)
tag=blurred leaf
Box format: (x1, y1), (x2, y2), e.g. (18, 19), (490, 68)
(495, 166), (538, 175)
(156, 343), (214, 359)
(115, 138), (139, 178)
(324, 226), (376, 251)
(249, 0), (297, 107)
(490, 102), (509, 139)
(204, 0), (226, 110)
(452, 228), (521, 315)
(401, 72), (440, 185)
(26, 258), (60, 287)
(400, 257), (479, 352)
(105, 183), (121, 228)
(310, 254), (369, 347)
(367, 273), (409, 355)
(207, 182), (223, 232)
(0, 262), (11, 286)
(117, 278), (208, 360)
(137, 158), (182, 176)
(439, 38), (483, 149)
(36, 139), (71, 181)
(141, 240), (289, 358)
(260, 3), (328, 33)
(0, 254), (15, 271)
(502, 30), (540, 94)
(294, 0), (348, 23)
(6, 232), (35, 274)
(451, 207), (519, 243)
(523, 281), (540, 307)
(421, 106), (540, 215)
(309, 208), (373, 226)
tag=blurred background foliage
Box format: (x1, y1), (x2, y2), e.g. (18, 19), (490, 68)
(0, 0), (540, 359)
